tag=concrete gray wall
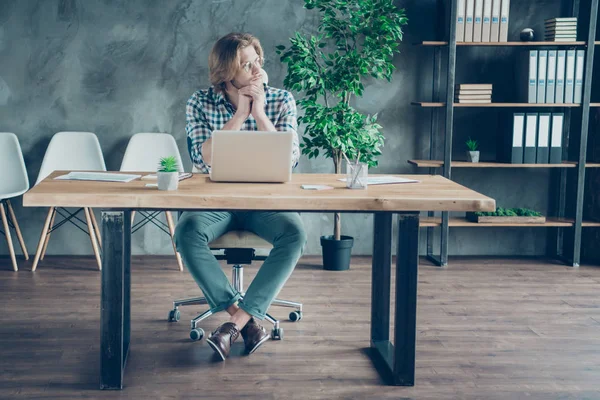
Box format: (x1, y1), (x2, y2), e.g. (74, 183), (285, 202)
(0, 0), (570, 258)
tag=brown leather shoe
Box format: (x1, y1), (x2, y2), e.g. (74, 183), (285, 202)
(240, 318), (270, 354)
(206, 322), (240, 361)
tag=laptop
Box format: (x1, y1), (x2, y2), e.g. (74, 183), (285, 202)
(209, 130), (294, 183)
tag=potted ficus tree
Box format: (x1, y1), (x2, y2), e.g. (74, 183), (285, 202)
(276, 0), (407, 271)
(157, 156), (179, 191)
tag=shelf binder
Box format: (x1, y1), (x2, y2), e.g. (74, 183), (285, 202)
(499, 0), (510, 42)
(546, 50), (556, 104)
(550, 113), (564, 164)
(511, 113), (525, 163)
(565, 49), (576, 103)
(574, 49), (585, 104)
(537, 113), (551, 164)
(474, 0), (483, 42)
(555, 50), (566, 103)
(537, 50), (547, 104)
(482, 0), (492, 42)
(490, 0), (501, 42)
(465, 0), (475, 42)
(456, 0), (466, 42)
(524, 113), (538, 163)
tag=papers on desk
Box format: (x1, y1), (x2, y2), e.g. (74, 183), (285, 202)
(54, 172), (141, 183)
(141, 172), (193, 181)
(301, 184), (334, 190)
(337, 176), (420, 185)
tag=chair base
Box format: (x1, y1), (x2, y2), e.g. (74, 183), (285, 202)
(169, 264), (302, 341)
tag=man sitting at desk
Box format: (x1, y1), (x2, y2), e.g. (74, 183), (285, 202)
(175, 32), (306, 361)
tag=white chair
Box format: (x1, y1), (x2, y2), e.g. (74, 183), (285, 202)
(0, 133), (30, 271)
(32, 132), (106, 271)
(120, 133), (185, 271)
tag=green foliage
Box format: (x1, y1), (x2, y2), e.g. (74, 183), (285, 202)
(276, 0), (408, 171)
(474, 207), (542, 217)
(466, 137), (479, 152)
(158, 156), (179, 173)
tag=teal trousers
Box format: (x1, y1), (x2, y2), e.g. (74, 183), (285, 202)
(174, 211), (307, 320)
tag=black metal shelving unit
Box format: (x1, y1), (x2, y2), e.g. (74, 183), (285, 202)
(412, 0), (600, 267)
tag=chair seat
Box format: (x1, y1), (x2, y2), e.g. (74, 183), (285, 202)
(0, 188), (28, 200)
(209, 231), (272, 249)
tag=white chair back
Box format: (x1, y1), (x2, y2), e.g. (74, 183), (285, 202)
(35, 132), (106, 185)
(120, 133), (184, 172)
(0, 132), (29, 199)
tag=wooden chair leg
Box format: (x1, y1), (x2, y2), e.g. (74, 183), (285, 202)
(6, 199), (29, 260)
(0, 201), (18, 271)
(40, 208), (56, 261)
(89, 208), (102, 249)
(84, 207), (102, 271)
(165, 211), (184, 271)
(32, 207), (54, 272)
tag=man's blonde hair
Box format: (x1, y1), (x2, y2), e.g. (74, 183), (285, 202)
(209, 32), (264, 93)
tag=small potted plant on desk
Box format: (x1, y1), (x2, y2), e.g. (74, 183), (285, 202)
(466, 137), (480, 163)
(276, 0), (407, 271)
(157, 156), (179, 191)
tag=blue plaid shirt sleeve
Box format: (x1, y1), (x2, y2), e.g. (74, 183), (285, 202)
(275, 92), (300, 169)
(185, 93), (211, 173)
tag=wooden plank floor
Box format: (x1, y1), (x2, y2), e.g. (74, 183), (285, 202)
(1, 255), (600, 399)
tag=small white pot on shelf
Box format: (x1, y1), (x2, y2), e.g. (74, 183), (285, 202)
(467, 151), (480, 163)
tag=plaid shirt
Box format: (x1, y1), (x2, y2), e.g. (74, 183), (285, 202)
(185, 84), (300, 173)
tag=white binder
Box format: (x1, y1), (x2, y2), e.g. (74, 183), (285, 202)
(474, 0), (484, 42)
(524, 113), (538, 164)
(550, 113), (564, 164)
(528, 50), (538, 103)
(546, 51), (556, 104)
(565, 50), (576, 103)
(490, 0), (501, 42)
(574, 50), (585, 104)
(537, 50), (547, 103)
(555, 50), (566, 103)
(482, 0), (492, 42)
(536, 113), (550, 164)
(465, 0), (475, 42)
(499, 0), (510, 42)
(456, 0), (466, 42)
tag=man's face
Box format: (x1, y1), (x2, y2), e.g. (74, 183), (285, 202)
(231, 45), (263, 89)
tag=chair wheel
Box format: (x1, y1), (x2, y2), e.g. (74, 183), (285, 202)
(271, 327), (284, 340)
(289, 311), (302, 322)
(190, 328), (204, 341)
(168, 309), (180, 322)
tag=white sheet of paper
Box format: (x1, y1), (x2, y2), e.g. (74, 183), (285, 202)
(337, 176), (420, 185)
(54, 172), (141, 183)
(301, 184), (334, 190)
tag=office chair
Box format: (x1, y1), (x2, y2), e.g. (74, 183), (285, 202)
(120, 132), (185, 271)
(168, 230), (303, 341)
(32, 132), (105, 271)
(0, 133), (30, 271)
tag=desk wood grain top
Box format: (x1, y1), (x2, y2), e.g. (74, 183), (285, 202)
(23, 172), (495, 212)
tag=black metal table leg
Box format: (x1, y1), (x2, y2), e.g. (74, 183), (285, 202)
(100, 210), (131, 390)
(369, 212), (419, 386)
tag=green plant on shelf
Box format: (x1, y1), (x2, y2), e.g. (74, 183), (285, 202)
(466, 137), (479, 152)
(158, 156), (179, 173)
(474, 207), (543, 217)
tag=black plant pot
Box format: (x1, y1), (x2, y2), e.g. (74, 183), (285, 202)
(320, 235), (354, 271)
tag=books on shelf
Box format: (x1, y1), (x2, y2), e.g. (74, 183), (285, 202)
(544, 17), (577, 41)
(518, 49), (584, 104)
(501, 112), (564, 164)
(456, 0), (509, 42)
(455, 84), (492, 103)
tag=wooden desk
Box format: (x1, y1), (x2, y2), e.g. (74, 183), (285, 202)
(23, 172), (495, 389)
